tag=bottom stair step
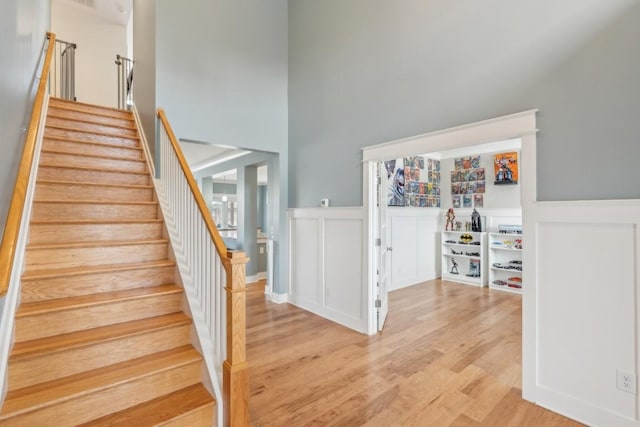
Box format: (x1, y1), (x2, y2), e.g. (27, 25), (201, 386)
(78, 383), (215, 427)
(0, 346), (203, 426)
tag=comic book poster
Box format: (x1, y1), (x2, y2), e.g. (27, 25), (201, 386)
(384, 159), (405, 206)
(494, 152), (519, 185)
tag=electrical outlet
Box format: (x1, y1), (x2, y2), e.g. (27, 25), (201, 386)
(617, 369), (637, 395)
(259, 247), (264, 254)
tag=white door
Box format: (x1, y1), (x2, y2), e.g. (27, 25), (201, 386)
(376, 161), (391, 331)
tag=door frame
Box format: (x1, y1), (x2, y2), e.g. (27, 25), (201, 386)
(362, 109), (538, 402)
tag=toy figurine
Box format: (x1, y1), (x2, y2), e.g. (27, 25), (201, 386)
(467, 259), (481, 277)
(471, 208), (482, 232)
(455, 221), (462, 231)
(450, 258), (459, 274)
(445, 208), (455, 231)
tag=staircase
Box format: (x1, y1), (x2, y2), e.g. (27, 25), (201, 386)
(0, 98), (216, 426)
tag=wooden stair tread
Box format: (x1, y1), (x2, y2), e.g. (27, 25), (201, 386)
(37, 179), (153, 190)
(0, 346), (200, 418)
(29, 220), (163, 228)
(16, 284), (182, 317)
(35, 199), (157, 205)
(41, 148), (146, 163)
(38, 162), (150, 176)
(47, 112), (137, 130)
(49, 98), (132, 116)
(44, 136), (143, 151)
(78, 384), (214, 427)
(10, 313), (191, 360)
(22, 259), (176, 281)
(45, 124), (140, 141)
(28, 238), (168, 250)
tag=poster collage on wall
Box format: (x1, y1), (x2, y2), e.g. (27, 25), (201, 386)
(384, 156), (440, 207)
(451, 156), (485, 208)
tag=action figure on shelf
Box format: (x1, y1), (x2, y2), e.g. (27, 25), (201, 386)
(471, 208), (482, 232)
(467, 259), (481, 277)
(450, 258), (459, 275)
(445, 208), (455, 231)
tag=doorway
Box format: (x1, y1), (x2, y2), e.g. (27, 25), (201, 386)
(363, 109), (538, 402)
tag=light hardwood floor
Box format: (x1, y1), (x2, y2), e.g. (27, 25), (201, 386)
(247, 279), (583, 426)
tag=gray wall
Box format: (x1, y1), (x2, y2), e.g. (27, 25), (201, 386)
(149, 0), (289, 293)
(288, 0), (640, 206)
(155, 0), (288, 156)
(132, 0), (156, 156)
(0, 0), (50, 240)
(131, 0), (288, 292)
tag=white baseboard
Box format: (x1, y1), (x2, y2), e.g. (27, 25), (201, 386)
(246, 273), (266, 284)
(269, 292), (288, 304)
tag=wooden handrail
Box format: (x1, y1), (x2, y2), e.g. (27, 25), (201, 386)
(156, 109), (230, 260)
(0, 32), (56, 298)
(156, 109), (250, 426)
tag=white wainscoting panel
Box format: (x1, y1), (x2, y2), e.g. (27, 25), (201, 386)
(533, 200), (640, 427)
(388, 208), (441, 291)
(290, 218), (320, 305)
(288, 208), (367, 333)
(325, 219), (364, 324)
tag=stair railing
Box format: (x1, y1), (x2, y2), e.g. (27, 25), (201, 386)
(0, 32), (56, 405)
(115, 54), (133, 109)
(50, 38), (76, 101)
(146, 109), (249, 426)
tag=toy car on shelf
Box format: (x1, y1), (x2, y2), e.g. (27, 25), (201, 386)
(445, 240), (457, 244)
(492, 262), (522, 271)
(498, 224), (522, 234)
(465, 251), (480, 257)
(492, 280), (507, 287)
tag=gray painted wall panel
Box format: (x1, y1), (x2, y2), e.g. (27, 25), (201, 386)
(0, 0), (50, 240)
(132, 0), (156, 157)
(153, 0), (289, 293)
(288, 0), (640, 206)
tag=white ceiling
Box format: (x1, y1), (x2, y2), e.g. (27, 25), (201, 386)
(180, 141), (251, 172)
(53, 0), (133, 27)
(211, 166), (269, 185)
(179, 140), (268, 184)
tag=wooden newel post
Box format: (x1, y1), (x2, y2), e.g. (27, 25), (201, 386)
(222, 250), (250, 427)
